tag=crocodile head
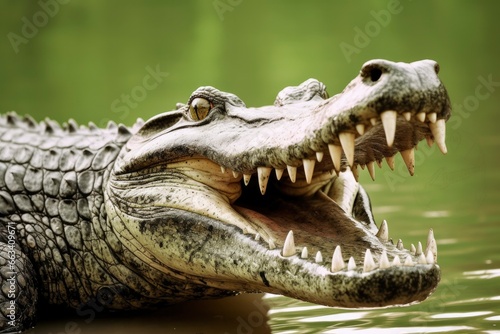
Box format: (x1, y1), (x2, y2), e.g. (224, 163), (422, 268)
(106, 59), (449, 308)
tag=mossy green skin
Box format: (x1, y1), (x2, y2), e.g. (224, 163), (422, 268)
(0, 59), (449, 332)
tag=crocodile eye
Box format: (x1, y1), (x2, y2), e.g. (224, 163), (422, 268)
(189, 98), (212, 121)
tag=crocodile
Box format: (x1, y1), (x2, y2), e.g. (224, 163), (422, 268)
(0, 59), (450, 332)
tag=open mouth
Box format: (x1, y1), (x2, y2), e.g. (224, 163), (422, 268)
(110, 59), (449, 308)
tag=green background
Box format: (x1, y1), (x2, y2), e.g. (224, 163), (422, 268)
(1, 0), (499, 332)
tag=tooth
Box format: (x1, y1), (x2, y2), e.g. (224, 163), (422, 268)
(403, 112), (411, 121)
(356, 124), (365, 135)
(376, 219), (389, 243)
(429, 119), (447, 154)
(286, 165), (297, 183)
(232, 170), (241, 178)
(416, 241), (423, 256)
(347, 257), (356, 271)
(328, 144), (342, 172)
(385, 155), (395, 170)
(282, 230), (295, 257)
(427, 112), (437, 123)
(410, 244), (416, 255)
(425, 229), (437, 262)
(380, 110), (397, 147)
(396, 239), (404, 251)
(404, 256), (414, 266)
(257, 167), (272, 195)
(220, 166), (226, 173)
(426, 136), (434, 147)
(363, 249), (377, 272)
(331, 246), (345, 272)
(301, 247), (308, 259)
(316, 152), (324, 162)
(418, 253), (427, 264)
(303, 159), (316, 184)
(255, 233), (261, 241)
(376, 160), (383, 168)
(243, 174), (252, 186)
(370, 117), (377, 126)
(315, 251), (323, 263)
(352, 165), (359, 182)
(426, 251), (435, 264)
(275, 168), (284, 180)
(416, 112), (426, 122)
(392, 255), (401, 266)
(379, 250), (390, 269)
(400, 148), (415, 176)
(367, 161), (375, 181)
(268, 239), (276, 250)
(339, 132), (355, 167)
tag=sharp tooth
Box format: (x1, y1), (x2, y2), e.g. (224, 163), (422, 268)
(416, 241), (423, 256)
(275, 168), (284, 180)
(418, 253), (427, 264)
(379, 250), (390, 269)
(376, 160), (383, 168)
(400, 148), (415, 176)
(339, 132), (356, 167)
(426, 136), (434, 148)
(286, 165), (297, 183)
(403, 112), (411, 121)
(331, 246), (345, 272)
(255, 233), (261, 241)
(303, 159), (315, 184)
(301, 247), (308, 259)
(220, 166), (226, 173)
(367, 161), (375, 181)
(427, 112), (437, 123)
(282, 230), (295, 257)
(410, 244), (416, 255)
(429, 119), (447, 154)
(328, 144), (342, 172)
(380, 110), (397, 147)
(268, 239), (276, 250)
(370, 117), (377, 126)
(416, 112), (426, 122)
(385, 155), (395, 170)
(232, 170), (241, 178)
(396, 239), (404, 251)
(363, 249), (377, 272)
(376, 219), (389, 243)
(404, 255), (414, 266)
(243, 174), (252, 186)
(352, 165), (359, 182)
(347, 257), (356, 271)
(426, 250), (435, 264)
(316, 151), (324, 162)
(356, 123), (365, 135)
(257, 167), (272, 195)
(425, 228), (438, 262)
(392, 255), (401, 266)
(315, 251), (323, 263)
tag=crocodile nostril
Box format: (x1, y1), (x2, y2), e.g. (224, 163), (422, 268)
(360, 62), (386, 84)
(434, 62), (440, 74)
(369, 67), (383, 82)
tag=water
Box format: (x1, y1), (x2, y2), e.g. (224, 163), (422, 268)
(2, 1), (500, 333)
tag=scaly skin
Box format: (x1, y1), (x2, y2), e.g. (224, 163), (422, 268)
(0, 59), (450, 332)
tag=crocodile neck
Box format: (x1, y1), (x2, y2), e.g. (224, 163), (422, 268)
(0, 114), (231, 309)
